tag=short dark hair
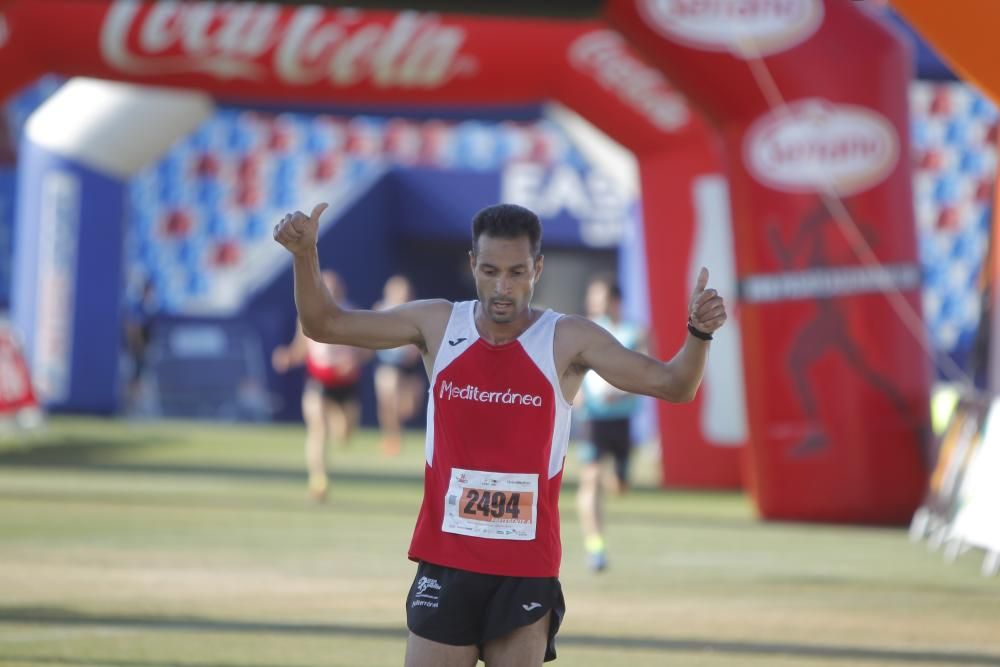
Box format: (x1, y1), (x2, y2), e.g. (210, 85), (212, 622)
(471, 204), (542, 257)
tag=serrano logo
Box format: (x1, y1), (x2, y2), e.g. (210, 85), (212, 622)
(439, 380), (543, 407)
(100, 0), (476, 87)
(638, 0), (824, 58)
(743, 99), (899, 196)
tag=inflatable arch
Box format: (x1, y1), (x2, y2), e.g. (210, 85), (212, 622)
(0, 0), (929, 522)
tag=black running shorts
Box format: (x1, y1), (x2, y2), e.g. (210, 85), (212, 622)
(405, 561), (565, 662)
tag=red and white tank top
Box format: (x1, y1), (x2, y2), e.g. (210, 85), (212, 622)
(407, 301), (572, 577)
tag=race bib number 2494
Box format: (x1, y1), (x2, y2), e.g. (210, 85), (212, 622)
(442, 468), (538, 541)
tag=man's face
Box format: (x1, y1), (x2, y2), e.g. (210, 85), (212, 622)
(470, 234), (543, 324)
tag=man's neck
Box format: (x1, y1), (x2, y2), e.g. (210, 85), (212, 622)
(474, 303), (539, 345)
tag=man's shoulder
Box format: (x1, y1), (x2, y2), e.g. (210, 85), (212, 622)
(411, 298), (454, 311)
(408, 298), (456, 323)
(552, 314), (602, 372)
(555, 312), (596, 327)
(554, 313), (601, 341)
(417, 298), (454, 305)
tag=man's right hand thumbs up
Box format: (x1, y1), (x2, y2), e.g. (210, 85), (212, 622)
(273, 202), (329, 256)
(688, 266), (727, 338)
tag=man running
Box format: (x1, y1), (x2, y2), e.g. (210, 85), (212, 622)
(273, 202), (726, 666)
(576, 275), (647, 572)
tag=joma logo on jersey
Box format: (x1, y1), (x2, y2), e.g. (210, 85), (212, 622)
(439, 380), (543, 407)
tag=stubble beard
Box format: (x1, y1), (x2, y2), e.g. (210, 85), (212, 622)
(481, 295), (523, 324)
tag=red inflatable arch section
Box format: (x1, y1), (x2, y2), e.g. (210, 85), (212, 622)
(0, 0), (929, 522)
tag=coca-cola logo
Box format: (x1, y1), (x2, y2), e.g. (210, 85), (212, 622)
(638, 0), (823, 58)
(744, 99), (899, 195)
(100, 0), (477, 88)
(569, 30), (689, 132)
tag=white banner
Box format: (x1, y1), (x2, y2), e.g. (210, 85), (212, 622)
(949, 400), (1000, 551)
(949, 398), (1000, 554)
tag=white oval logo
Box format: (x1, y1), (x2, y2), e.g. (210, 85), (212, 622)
(639, 0), (823, 58)
(744, 99), (899, 196)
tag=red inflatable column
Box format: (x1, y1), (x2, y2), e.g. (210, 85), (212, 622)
(607, 0), (930, 521)
(555, 28), (744, 488)
(640, 146), (744, 488)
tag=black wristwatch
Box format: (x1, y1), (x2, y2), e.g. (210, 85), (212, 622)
(687, 319), (713, 341)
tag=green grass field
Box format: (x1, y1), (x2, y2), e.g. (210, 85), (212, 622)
(1, 417), (998, 667)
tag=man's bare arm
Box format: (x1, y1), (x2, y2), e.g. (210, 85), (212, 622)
(565, 318), (702, 402)
(568, 267), (726, 403)
(274, 202), (449, 351)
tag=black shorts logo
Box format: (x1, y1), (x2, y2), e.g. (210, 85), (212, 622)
(411, 576), (441, 609)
